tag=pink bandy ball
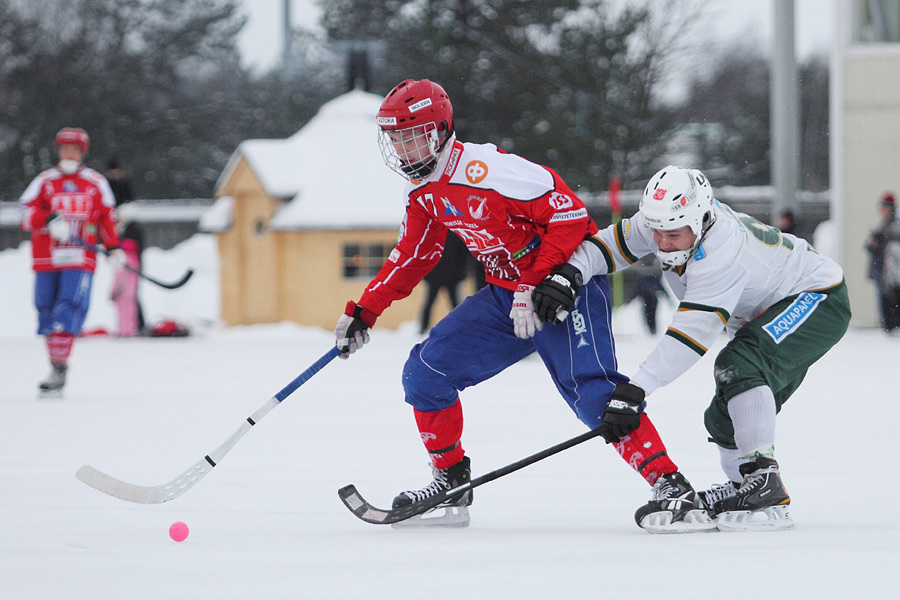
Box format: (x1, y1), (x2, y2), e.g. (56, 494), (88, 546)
(169, 521), (189, 542)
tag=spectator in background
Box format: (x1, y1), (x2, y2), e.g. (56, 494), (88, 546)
(116, 203), (146, 333)
(110, 238), (141, 336)
(777, 210), (797, 236)
(631, 255), (667, 335)
(866, 192), (897, 331)
(419, 230), (469, 334)
(105, 158), (135, 206)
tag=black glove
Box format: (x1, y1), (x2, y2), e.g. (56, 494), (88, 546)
(600, 382), (645, 443)
(532, 263), (583, 323)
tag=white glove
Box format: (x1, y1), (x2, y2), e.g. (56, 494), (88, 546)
(509, 284), (543, 339)
(46, 214), (71, 243)
(108, 248), (126, 270)
(334, 301), (374, 359)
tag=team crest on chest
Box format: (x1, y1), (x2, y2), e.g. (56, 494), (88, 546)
(467, 196), (490, 220)
(62, 181), (81, 193)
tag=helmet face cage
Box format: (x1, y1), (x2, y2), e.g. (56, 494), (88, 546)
(377, 123), (443, 181)
(55, 127), (90, 154)
(639, 166), (715, 267)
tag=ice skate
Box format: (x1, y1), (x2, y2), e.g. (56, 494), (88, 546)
(697, 480), (739, 518)
(38, 362), (67, 397)
(634, 471), (716, 534)
(391, 456), (472, 528)
(714, 457), (794, 532)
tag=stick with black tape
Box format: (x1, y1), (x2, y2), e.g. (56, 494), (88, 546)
(74, 235), (194, 290)
(338, 426), (606, 525)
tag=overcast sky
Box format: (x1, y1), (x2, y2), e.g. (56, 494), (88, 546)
(237, 1), (834, 74)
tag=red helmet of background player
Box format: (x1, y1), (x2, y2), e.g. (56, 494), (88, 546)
(55, 127), (90, 154)
(376, 79), (454, 181)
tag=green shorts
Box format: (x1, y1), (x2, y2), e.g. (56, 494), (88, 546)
(704, 281), (850, 449)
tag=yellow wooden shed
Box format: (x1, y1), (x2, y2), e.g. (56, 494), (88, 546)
(207, 90), (465, 329)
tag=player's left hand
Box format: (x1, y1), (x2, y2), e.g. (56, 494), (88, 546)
(509, 284), (543, 339)
(532, 263), (583, 323)
(600, 382), (645, 443)
(46, 213), (71, 243)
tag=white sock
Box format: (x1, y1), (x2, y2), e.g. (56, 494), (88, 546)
(727, 385), (777, 462)
(716, 446), (744, 483)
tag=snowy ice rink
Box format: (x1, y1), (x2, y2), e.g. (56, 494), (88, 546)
(1, 236), (898, 599)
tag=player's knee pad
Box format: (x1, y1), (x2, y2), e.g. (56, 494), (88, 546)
(704, 400), (738, 450)
(402, 347), (459, 413)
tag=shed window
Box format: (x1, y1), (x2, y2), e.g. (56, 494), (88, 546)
(342, 243), (394, 278)
(853, 0), (900, 42)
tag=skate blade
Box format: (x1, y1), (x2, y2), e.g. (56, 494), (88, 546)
(640, 509), (717, 534)
(391, 505), (470, 529)
(38, 389), (64, 399)
(716, 505), (794, 532)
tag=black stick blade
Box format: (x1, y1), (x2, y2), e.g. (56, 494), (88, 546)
(138, 267), (194, 290)
(338, 484), (461, 525)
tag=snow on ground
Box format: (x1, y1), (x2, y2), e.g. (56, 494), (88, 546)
(1, 235), (898, 599)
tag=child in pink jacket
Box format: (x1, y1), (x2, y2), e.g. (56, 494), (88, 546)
(110, 238), (141, 336)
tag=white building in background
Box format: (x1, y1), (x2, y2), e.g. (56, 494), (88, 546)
(832, 0), (900, 327)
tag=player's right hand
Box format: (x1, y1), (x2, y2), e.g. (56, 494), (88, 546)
(334, 301), (376, 359)
(599, 382), (645, 443)
(46, 213), (71, 243)
(532, 263), (583, 324)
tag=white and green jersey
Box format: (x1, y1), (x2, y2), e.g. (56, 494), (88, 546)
(567, 201), (844, 395)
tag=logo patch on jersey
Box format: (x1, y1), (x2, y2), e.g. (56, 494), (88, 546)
(408, 98), (433, 113)
(548, 192), (574, 210)
(694, 243), (707, 261)
(441, 197), (464, 217)
(465, 160), (488, 184)
(376, 116), (397, 126)
(549, 208), (588, 223)
(762, 292), (826, 344)
(444, 147), (461, 176)
(653, 188), (667, 200)
(388, 248), (401, 263)
(467, 196), (490, 220)
(62, 181), (81, 193)
(622, 218), (632, 239)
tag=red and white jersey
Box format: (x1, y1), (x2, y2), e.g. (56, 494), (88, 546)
(358, 139), (598, 316)
(19, 166), (119, 272)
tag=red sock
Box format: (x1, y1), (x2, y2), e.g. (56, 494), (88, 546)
(414, 399), (465, 469)
(612, 414), (678, 485)
(46, 332), (74, 366)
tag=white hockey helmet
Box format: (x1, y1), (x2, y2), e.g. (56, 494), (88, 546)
(639, 165), (716, 266)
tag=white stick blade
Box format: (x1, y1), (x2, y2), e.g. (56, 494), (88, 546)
(76, 465), (154, 504)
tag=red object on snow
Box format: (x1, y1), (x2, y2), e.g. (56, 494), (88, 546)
(609, 176), (621, 215)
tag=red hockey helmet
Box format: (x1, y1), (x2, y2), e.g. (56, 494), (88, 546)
(376, 79), (454, 180)
(55, 127), (90, 154)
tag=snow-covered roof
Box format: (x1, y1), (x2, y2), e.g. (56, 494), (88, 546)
(199, 196), (233, 233)
(215, 89), (408, 231)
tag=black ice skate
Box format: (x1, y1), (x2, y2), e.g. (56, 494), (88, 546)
(391, 456), (472, 528)
(713, 457), (794, 531)
(634, 471), (716, 534)
(38, 362), (67, 397)
(697, 481), (739, 518)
